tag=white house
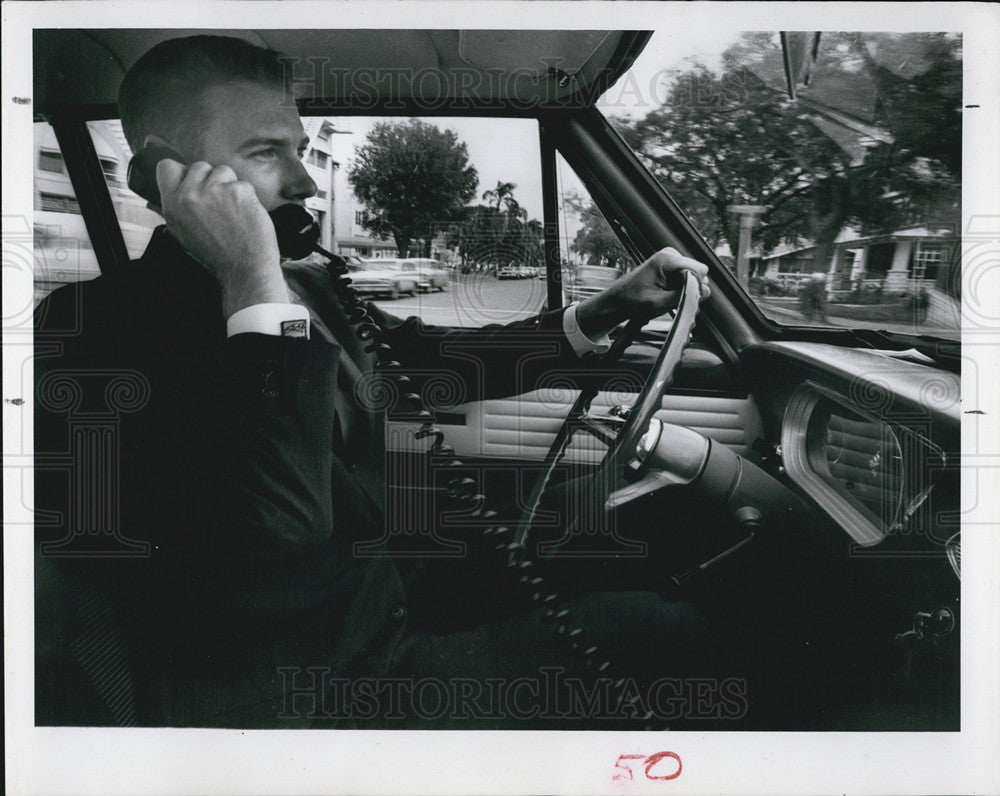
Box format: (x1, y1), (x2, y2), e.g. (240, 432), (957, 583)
(325, 117), (397, 258)
(757, 223), (958, 297)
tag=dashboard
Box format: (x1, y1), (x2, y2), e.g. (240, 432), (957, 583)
(781, 380), (946, 547)
(741, 341), (960, 563)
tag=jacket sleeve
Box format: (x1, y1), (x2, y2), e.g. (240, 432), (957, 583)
(371, 303), (597, 403)
(283, 258), (601, 403)
(198, 333), (342, 616)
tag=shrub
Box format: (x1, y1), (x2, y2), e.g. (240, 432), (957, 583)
(749, 276), (792, 297)
(834, 283), (884, 305)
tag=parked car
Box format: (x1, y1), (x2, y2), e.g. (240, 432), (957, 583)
(496, 264), (522, 280)
(340, 253), (366, 269)
(346, 258), (420, 299)
(397, 257), (449, 292)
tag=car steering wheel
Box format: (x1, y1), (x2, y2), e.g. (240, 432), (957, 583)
(512, 269), (703, 553)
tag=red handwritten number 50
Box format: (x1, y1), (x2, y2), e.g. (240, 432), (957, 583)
(613, 751), (682, 782)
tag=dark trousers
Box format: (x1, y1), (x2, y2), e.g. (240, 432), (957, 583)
(353, 474), (732, 730)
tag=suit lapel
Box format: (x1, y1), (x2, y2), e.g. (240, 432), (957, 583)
(283, 260), (386, 512)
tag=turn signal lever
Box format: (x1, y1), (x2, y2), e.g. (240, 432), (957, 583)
(127, 144), (327, 261)
(607, 419), (810, 587)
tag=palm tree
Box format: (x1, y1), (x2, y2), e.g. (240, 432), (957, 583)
(521, 218), (544, 268)
(482, 181), (517, 214)
(481, 181), (519, 265)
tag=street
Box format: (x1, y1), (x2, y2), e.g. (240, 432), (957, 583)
(374, 275), (959, 339)
(372, 272), (549, 327)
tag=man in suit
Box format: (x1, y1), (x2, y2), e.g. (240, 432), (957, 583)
(35, 35), (717, 728)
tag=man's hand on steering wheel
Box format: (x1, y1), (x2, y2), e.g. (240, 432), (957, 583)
(575, 247), (711, 341)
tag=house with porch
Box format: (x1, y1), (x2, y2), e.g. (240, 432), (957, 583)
(752, 223), (960, 327)
(757, 224), (958, 297)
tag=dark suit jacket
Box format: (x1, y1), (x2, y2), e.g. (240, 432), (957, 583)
(34, 228), (587, 726)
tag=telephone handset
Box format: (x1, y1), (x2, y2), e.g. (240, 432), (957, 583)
(128, 143), (645, 723)
(126, 144), (322, 261)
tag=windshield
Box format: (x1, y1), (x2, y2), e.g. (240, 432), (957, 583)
(601, 31), (962, 341)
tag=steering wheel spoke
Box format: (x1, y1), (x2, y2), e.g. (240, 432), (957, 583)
(513, 270), (703, 551)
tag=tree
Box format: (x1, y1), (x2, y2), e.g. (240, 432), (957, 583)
(614, 32), (961, 282)
(447, 205), (498, 268)
(446, 182), (543, 270)
(348, 120), (478, 258)
(482, 181), (522, 217)
(520, 218), (545, 270)
(615, 54), (849, 272)
(840, 33), (962, 236)
(482, 180), (526, 264)
(564, 193), (631, 271)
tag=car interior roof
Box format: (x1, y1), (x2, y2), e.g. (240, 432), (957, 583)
(34, 29), (648, 117)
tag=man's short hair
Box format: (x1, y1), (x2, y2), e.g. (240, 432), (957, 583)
(119, 35), (294, 157)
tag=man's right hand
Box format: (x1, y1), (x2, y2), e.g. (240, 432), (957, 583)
(156, 159), (290, 318)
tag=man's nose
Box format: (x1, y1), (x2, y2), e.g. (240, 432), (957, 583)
(282, 155), (318, 202)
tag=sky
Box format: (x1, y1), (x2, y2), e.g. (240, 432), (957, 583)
(326, 116), (548, 220)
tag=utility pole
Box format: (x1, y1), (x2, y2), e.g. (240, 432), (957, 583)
(727, 204), (766, 288)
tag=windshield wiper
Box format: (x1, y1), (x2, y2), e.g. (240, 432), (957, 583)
(850, 328), (900, 349)
(851, 328), (960, 372)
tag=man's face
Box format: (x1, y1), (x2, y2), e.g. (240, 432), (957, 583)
(187, 80), (317, 211)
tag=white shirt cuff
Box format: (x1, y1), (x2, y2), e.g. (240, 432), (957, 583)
(563, 302), (612, 356)
(226, 303), (311, 339)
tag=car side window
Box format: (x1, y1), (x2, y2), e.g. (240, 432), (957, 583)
(554, 151), (679, 336)
(76, 116), (551, 330)
(326, 116), (547, 327)
(86, 121), (162, 259)
(34, 120), (166, 307)
(32, 122), (102, 306)
(554, 150), (633, 303)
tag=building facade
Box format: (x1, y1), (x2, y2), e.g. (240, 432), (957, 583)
(324, 118), (394, 258)
(300, 118), (339, 252)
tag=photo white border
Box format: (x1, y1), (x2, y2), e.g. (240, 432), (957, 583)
(4, 2), (999, 794)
